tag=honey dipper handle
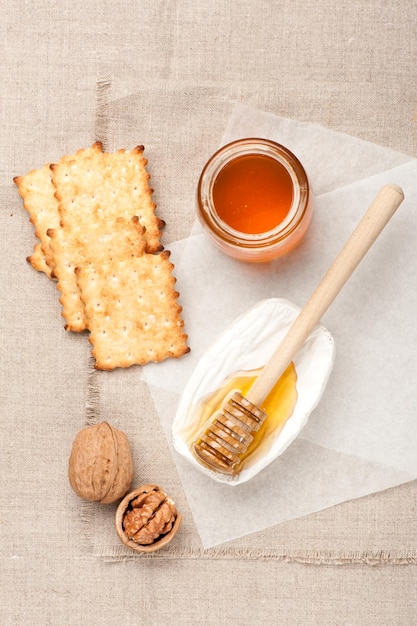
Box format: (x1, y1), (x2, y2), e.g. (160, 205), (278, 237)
(247, 184), (405, 405)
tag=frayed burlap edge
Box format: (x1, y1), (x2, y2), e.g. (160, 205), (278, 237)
(96, 545), (417, 566)
(94, 75), (112, 151)
(79, 75), (112, 536)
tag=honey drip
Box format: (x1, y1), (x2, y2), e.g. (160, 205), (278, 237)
(189, 363), (298, 474)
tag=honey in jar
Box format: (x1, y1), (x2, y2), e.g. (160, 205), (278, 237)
(212, 153), (294, 235)
(197, 138), (312, 263)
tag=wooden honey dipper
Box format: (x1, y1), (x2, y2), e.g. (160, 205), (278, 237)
(192, 184), (405, 475)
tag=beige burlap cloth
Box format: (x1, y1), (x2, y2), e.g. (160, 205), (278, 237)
(73, 87), (417, 561)
(3, 5), (417, 625)
(3, 74), (416, 565)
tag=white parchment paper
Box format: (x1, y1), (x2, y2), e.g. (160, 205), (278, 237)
(142, 103), (417, 548)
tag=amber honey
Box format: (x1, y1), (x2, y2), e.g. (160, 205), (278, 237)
(190, 363), (298, 473)
(212, 154), (294, 235)
(197, 138), (312, 263)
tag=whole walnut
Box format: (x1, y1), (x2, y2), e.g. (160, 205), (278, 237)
(68, 421), (134, 504)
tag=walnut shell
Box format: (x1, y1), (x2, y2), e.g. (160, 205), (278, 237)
(115, 484), (182, 553)
(68, 421), (133, 504)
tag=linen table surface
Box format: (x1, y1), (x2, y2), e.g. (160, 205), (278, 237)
(1, 2), (417, 624)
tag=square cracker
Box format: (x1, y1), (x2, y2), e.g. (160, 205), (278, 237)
(48, 144), (163, 331)
(48, 215), (147, 332)
(13, 144), (102, 278)
(51, 144), (163, 254)
(75, 252), (189, 370)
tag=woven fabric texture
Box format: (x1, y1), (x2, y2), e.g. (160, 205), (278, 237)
(2, 1), (417, 624)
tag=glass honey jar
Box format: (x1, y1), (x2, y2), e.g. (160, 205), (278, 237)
(196, 138), (312, 262)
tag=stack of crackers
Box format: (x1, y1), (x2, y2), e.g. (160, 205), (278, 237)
(14, 142), (189, 370)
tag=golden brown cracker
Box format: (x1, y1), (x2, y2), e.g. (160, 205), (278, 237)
(48, 145), (163, 331)
(27, 243), (53, 278)
(48, 216), (147, 332)
(13, 143), (103, 277)
(51, 144), (163, 254)
(75, 252), (189, 370)
(14, 162), (58, 277)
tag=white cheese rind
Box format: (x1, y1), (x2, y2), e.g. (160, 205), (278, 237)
(172, 298), (335, 485)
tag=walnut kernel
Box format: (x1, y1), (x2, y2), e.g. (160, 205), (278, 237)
(115, 484), (182, 553)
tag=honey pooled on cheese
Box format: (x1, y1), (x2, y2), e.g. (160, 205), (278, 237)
(190, 364), (298, 473)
